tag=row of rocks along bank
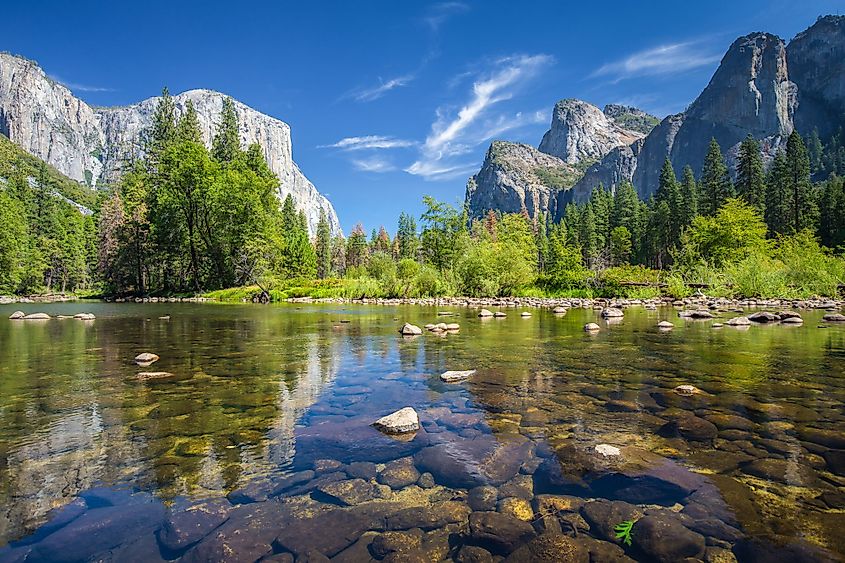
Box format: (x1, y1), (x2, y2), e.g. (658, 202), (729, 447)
(289, 295), (845, 311)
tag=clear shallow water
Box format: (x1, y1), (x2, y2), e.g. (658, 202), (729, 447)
(0, 302), (844, 561)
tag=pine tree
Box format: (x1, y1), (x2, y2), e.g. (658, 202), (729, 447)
(765, 149), (791, 236)
(396, 212), (419, 259)
(535, 212), (549, 272)
(375, 226), (391, 254)
(679, 165), (699, 227)
(579, 203), (598, 267)
(315, 208), (332, 278)
(212, 97), (240, 163)
(807, 128), (823, 174)
(819, 175), (845, 248)
(611, 181), (639, 232)
(785, 130), (817, 233)
(176, 99), (203, 144)
(346, 224), (368, 269)
(146, 87), (176, 162)
(656, 158), (682, 238)
(735, 135), (766, 214)
(700, 138), (733, 215)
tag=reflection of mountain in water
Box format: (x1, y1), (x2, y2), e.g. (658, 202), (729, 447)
(0, 310), (341, 544)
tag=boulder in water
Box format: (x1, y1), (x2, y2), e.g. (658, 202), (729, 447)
(601, 307), (624, 318)
(372, 407), (420, 434)
(134, 352), (160, 365)
(8, 311), (25, 319)
(478, 309), (494, 318)
(440, 370), (476, 383)
(23, 312), (50, 320)
(584, 323), (600, 332)
(399, 323), (422, 336)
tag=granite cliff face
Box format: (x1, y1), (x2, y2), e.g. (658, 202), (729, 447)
(788, 15), (845, 138)
(574, 32), (799, 199)
(538, 99), (646, 164)
(465, 141), (575, 221)
(467, 100), (654, 220)
(0, 53), (340, 234)
(467, 17), (845, 215)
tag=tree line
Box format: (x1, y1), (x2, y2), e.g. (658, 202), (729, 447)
(1, 88), (844, 299)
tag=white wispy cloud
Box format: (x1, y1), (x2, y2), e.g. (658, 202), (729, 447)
(50, 74), (115, 92)
(406, 54), (553, 181)
(350, 74), (415, 102)
(319, 135), (416, 151)
(351, 156), (397, 173)
(590, 41), (722, 82)
(423, 1), (470, 31)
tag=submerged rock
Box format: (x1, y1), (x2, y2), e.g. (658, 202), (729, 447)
(159, 499), (231, 552)
(630, 514), (705, 563)
(378, 457), (421, 489)
(504, 533), (589, 562)
(373, 407), (420, 434)
(469, 511), (536, 555)
(315, 478), (385, 506)
(659, 414), (718, 442)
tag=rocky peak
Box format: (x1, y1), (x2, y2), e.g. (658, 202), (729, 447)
(0, 53), (340, 235)
(788, 15), (845, 137)
(538, 99), (645, 164)
(465, 141), (576, 221)
(602, 104), (660, 135)
(687, 32), (795, 138)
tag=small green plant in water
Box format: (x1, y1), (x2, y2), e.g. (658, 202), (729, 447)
(614, 520), (635, 546)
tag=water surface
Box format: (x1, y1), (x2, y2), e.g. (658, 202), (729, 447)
(0, 302), (844, 561)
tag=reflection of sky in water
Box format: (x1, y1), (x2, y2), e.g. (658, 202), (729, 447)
(0, 302), (843, 557)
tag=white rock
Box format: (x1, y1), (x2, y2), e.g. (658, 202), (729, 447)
(372, 407), (420, 434)
(584, 323), (600, 332)
(552, 306), (567, 314)
(478, 309), (494, 318)
(493, 311), (507, 318)
(601, 307), (624, 318)
(134, 352), (160, 365)
(594, 444), (621, 457)
(8, 311), (25, 319)
(657, 320), (674, 328)
(520, 312), (532, 317)
(440, 370), (477, 383)
(673, 384), (700, 396)
(74, 313), (95, 320)
(726, 316), (751, 326)
(23, 313), (50, 320)
(399, 323), (422, 336)
(445, 323), (460, 331)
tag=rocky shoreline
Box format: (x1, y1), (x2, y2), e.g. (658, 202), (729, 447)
(286, 295), (845, 311)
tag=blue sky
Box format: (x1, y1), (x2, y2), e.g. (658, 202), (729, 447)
(6, 0), (843, 233)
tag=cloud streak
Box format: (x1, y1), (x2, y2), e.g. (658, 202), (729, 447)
(590, 41), (721, 82)
(319, 135), (416, 151)
(350, 74), (415, 102)
(423, 1), (470, 31)
(407, 54), (553, 180)
(50, 74), (115, 92)
(351, 156), (397, 173)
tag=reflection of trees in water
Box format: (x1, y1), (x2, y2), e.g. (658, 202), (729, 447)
(0, 307), (342, 544)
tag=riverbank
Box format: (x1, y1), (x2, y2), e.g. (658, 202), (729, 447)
(283, 295), (845, 311)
